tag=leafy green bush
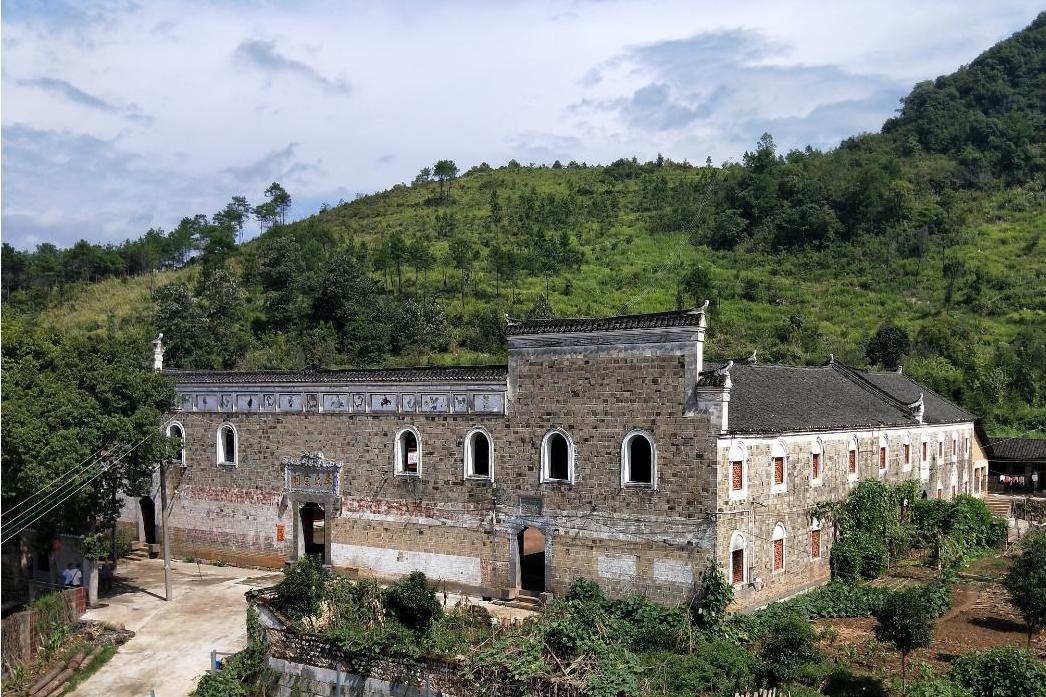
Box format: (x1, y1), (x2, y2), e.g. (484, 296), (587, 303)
(639, 639), (758, 697)
(690, 559), (733, 630)
(327, 576), (383, 629)
(272, 554), (326, 623)
(921, 578), (954, 617)
(1004, 530), (1046, 647)
(950, 646), (1046, 697)
(607, 594), (683, 652)
(759, 611), (822, 686)
(382, 571), (443, 633)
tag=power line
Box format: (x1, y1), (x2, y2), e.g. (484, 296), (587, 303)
(1, 435), (153, 543)
(2, 442), (116, 518)
(0, 440), (134, 536)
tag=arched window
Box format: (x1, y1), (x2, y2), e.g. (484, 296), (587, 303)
(541, 430), (574, 483)
(167, 421), (185, 467)
(903, 433), (912, 472)
(729, 531), (747, 585)
(878, 434), (889, 475)
(621, 430), (655, 488)
(728, 441), (747, 500)
(951, 432), (958, 459)
(772, 522), (786, 573)
(771, 440), (787, 493)
(949, 465), (958, 499)
(810, 439), (823, 485)
(847, 435), (859, 481)
(464, 428), (493, 480)
(395, 427), (421, 476)
(810, 518), (822, 560)
(216, 423), (237, 466)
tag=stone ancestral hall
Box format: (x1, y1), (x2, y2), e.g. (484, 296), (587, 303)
(130, 307), (985, 608)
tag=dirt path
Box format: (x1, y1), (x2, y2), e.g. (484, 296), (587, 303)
(72, 558), (281, 697)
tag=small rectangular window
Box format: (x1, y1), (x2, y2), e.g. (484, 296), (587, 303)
(811, 453), (821, 480)
(731, 548), (744, 584)
(903, 444), (910, 465)
(922, 442), (927, 461)
(811, 529), (821, 559)
(730, 460), (743, 491)
(773, 539), (784, 571)
(879, 447), (887, 470)
(773, 457), (784, 485)
(848, 450), (856, 473)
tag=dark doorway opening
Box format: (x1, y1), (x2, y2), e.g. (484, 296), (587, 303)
(517, 527), (545, 593)
(300, 502), (325, 559)
(139, 497), (157, 544)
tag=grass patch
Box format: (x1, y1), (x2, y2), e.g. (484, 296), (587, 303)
(61, 644), (118, 694)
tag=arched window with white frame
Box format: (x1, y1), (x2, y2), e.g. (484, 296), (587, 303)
(463, 427), (493, 480)
(541, 429), (574, 484)
(728, 441), (748, 500)
(167, 421), (185, 467)
(847, 435), (859, 482)
(729, 531), (748, 585)
(395, 426), (421, 476)
(902, 433), (912, 472)
(810, 518), (822, 560)
(771, 522), (786, 573)
(621, 430), (655, 488)
(920, 433), (930, 482)
(810, 438), (823, 486)
(216, 423), (237, 467)
(771, 440), (787, 493)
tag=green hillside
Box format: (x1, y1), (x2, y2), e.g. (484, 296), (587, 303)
(3, 13), (1044, 435)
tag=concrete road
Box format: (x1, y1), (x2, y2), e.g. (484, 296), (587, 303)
(74, 557), (282, 697)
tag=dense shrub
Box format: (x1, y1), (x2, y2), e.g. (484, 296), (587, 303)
(639, 638), (758, 697)
(950, 646), (1046, 697)
(1004, 530), (1046, 647)
(759, 611), (823, 686)
(272, 554), (326, 622)
(382, 571), (443, 633)
(921, 578), (954, 617)
(690, 559), (734, 629)
(607, 594), (684, 652)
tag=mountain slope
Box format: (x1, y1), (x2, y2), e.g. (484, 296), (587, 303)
(3, 12), (1044, 435)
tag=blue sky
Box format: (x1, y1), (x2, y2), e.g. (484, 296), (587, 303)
(1, 0), (1039, 250)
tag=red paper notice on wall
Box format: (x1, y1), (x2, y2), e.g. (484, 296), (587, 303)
(276, 524), (285, 542)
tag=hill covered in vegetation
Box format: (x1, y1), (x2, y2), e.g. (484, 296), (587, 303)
(2, 13), (1044, 435)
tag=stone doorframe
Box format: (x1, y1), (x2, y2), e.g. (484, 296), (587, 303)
(288, 492), (336, 566)
(282, 452), (343, 567)
(506, 519), (553, 593)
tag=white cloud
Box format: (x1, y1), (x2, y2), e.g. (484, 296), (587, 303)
(0, 0), (1039, 249)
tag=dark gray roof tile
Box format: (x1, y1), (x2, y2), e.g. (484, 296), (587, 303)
(506, 308), (705, 336)
(168, 365), (508, 385)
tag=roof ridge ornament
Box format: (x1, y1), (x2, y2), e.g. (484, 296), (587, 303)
(745, 349), (757, 364)
(908, 393), (925, 424)
(505, 314), (520, 325)
(896, 365), (903, 374)
(688, 299), (710, 314)
(828, 353), (835, 364)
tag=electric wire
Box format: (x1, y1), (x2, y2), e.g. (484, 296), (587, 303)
(0, 439), (141, 537)
(1, 435), (154, 544)
(1, 442), (116, 518)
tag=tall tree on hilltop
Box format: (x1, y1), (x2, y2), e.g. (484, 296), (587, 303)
(265, 182), (292, 225)
(433, 160), (459, 201)
(449, 234), (475, 309)
(408, 234), (436, 286)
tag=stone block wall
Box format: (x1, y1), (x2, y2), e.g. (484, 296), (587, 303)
(160, 351), (719, 604)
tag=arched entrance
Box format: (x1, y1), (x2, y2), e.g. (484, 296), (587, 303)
(299, 502), (325, 559)
(517, 527), (545, 593)
(139, 497), (157, 544)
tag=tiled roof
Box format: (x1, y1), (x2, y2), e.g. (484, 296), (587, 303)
(167, 365), (508, 385)
(506, 308), (705, 337)
(713, 360), (974, 435)
(859, 371), (975, 424)
(988, 437), (1046, 462)
(725, 363), (913, 434)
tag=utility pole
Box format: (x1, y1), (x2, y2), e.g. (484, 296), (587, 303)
(160, 459), (172, 601)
